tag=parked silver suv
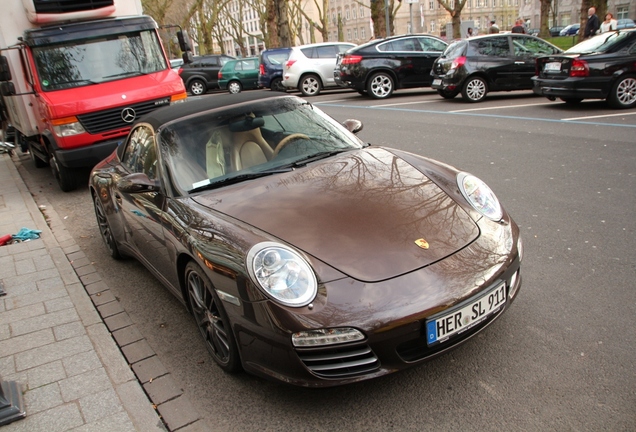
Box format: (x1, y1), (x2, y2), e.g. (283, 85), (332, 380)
(283, 42), (355, 96)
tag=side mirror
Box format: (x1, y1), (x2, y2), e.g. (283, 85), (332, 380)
(342, 119), (363, 134)
(0, 82), (15, 96)
(176, 30), (192, 52)
(182, 51), (194, 64)
(117, 173), (160, 194)
(0, 57), (11, 82)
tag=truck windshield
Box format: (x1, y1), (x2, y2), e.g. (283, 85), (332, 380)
(33, 30), (167, 91)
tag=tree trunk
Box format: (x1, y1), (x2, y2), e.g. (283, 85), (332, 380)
(277, 0), (292, 47)
(539, 0), (551, 38)
(267, 0), (279, 47)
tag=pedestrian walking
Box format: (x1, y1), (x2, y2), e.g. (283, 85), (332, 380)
(511, 18), (526, 33)
(488, 20), (499, 34)
(466, 27), (474, 38)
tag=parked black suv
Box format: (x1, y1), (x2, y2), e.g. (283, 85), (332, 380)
(258, 47), (292, 91)
(334, 34), (447, 99)
(431, 34), (561, 102)
(178, 54), (235, 95)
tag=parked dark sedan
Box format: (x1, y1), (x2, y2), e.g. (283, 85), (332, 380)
(533, 29), (636, 108)
(334, 34), (448, 99)
(431, 33), (562, 102)
(258, 47), (291, 91)
(550, 26), (565, 37)
(178, 54), (235, 95)
(89, 92), (522, 387)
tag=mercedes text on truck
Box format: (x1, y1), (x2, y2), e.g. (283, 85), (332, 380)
(0, 0), (188, 191)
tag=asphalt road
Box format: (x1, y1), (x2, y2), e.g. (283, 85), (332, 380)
(15, 88), (636, 431)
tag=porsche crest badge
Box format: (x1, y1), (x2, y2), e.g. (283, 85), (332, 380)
(415, 238), (429, 249)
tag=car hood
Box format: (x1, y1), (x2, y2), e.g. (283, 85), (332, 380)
(192, 147), (479, 282)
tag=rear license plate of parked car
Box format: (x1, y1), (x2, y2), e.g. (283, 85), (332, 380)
(544, 62), (562, 72)
(432, 79), (442, 86)
(425, 282), (506, 345)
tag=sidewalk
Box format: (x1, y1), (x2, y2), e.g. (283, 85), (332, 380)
(0, 152), (166, 431)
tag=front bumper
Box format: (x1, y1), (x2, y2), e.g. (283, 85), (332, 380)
(54, 138), (123, 169)
(232, 216), (523, 387)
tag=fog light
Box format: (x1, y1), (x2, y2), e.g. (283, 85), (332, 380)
(292, 328), (364, 347)
(508, 270), (520, 299)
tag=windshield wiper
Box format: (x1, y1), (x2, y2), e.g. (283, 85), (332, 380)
(188, 168), (294, 194)
(55, 79), (98, 86)
(102, 71), (148, 80)
(285, 149), (351, 168)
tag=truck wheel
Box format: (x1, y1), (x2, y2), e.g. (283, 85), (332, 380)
(28, 142), (48, 168)
(188, 79), (207, 95)
(50, 155), (77, 192)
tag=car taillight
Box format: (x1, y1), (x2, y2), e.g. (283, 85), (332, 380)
(259, 64), (265, 75)
(450, 56), (467, 70)
(570, 59), (589, 77)
(178, 67), (183, 75)
(218, 71), (222, 79)
(341, 55), (362, 65)
(285, 59), (297, 68)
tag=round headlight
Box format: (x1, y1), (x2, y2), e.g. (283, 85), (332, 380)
(247, 242), (317, 307)
(457, 172), (503, 221)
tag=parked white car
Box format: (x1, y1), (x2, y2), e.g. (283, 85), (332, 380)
(283, 42), (355, 96)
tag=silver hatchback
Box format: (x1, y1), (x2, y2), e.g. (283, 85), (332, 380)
(283, 42), (355, 96)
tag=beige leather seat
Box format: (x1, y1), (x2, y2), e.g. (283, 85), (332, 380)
(231, 127), (273, 171)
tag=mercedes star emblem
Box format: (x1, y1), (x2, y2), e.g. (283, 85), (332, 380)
(121, 107), (136, 123)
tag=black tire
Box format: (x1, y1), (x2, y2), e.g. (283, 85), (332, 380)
(437, 89), (459, 99)
(461, 76), (488, 102)
(188, 79), (207, 96)
(270, 77), (286, 92)
(28, 142), (47, 168)
(560, 97), (582, 104)
(607, 75), (636, 109)
(93, 193), (123, 260)
(50, 154), (77, 192)
(367, 72), (394, 99)
(227, 80), (242, 94)
(299, 74), (321, 96)
(185, 261), (241, 373)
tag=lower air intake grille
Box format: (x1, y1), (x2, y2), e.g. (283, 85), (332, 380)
(33, 0), (114, 14)
(77, 97), (171, 134)
(296, 344), (380, 378)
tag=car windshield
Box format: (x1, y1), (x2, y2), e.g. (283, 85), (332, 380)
(158, 97), (365, 195)
(33, 30), (167, 91)
(565, 31), (631, 54)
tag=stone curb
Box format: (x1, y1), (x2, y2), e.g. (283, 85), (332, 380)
(13, 156), (205, 431)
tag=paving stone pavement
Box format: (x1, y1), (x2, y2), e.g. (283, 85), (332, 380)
(0, 152), (206, 431)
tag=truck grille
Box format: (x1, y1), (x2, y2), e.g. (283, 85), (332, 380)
(33, 0), (114, 13)
(77, 97), (171, 134)
(296, 344), (380, 379)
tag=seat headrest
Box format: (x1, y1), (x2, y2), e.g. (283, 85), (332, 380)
(229, 116), (265, 132)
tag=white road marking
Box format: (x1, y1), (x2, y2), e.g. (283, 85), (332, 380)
(370, 100), (443, 108)
(450, 102), (556, 112)
(563, 111), (636, 121)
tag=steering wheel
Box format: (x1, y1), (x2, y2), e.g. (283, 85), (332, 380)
(273, 133), (309, 156)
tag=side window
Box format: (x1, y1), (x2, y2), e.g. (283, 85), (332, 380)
(301, 47), (315, 58)
(472, 38), (511, 57)
(121, 125), (157, 179)
(337, 44), (353, 53)
(317, 46), (337, 58)
(512, 37), (558, 57)
(377, 41), (394, 52)
(392, 38), (422, 52)
(233, 62), (242, 71)
(419, 37), (447, 52)
(202, 57), (218, 67)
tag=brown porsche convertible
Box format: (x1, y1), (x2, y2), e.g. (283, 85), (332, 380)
(90, 92), (522, 387)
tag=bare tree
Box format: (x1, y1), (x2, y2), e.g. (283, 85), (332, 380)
(437, 0), (468, 39)
(290, 0), (330, 42)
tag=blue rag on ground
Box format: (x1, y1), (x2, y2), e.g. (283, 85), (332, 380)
(12, 227), (42, 240)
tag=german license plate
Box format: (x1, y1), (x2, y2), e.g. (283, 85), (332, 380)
(432, 78), (442, 86)
(425, 282), (506, 345)
(544, 62), (562, 72)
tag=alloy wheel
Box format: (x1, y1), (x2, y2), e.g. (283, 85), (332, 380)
(613, 77), (636, 108)
(368, 73), (393, 99)
(300, 75), (320, 96)
(228, 81), (242, 94)
(462, 77), (487, 102)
